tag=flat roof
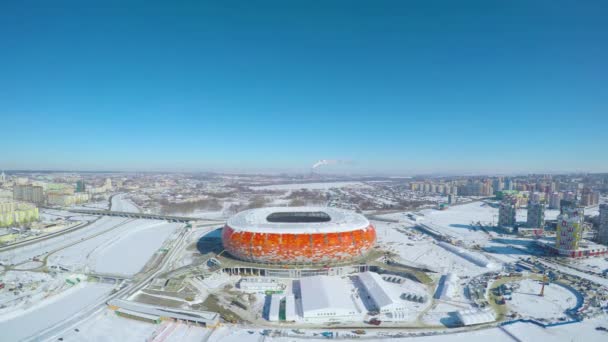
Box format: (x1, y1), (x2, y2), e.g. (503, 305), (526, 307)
(227, 207), (370, 234)
(358, 272), (400, 309)
(109, 299), (219, 324)
(299, 275), (358, 316)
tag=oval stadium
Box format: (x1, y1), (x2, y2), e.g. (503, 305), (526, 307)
(222, 207), (376, 264)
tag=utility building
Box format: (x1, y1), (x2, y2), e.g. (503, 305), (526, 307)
(357, 272), (408, 319)
(299, 275), (359, 321)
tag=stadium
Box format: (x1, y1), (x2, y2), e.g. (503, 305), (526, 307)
(222, 207), (376, 264)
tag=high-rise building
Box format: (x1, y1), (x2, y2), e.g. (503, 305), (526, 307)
(0, 201), (39, 227)
(76, 180), (86, 193)
(526, 201), (545, 228)
(448, 194), (456, 205)
(13, 184), (44, 204)
(0, 171), (5, 183)
(598, 204), (608, 246)
(422, 183), (431, 192)
(579, 188), (600, 207)
(504, 179), (514, 191)
(556, 207), (584, 251)
(498, 199), (517, 227)
(549, 192), (562, 210)
(493, 178), (504, 193)
(105, 178), (112, 190)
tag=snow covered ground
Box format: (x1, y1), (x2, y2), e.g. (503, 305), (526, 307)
(373, 220), (488, 276)
(0, 282), (113, 341)
(507, 279), (577, 320)
(48, 219), (180, 276)
(0, 217), (129, 265)
(418, 202), (498, 245)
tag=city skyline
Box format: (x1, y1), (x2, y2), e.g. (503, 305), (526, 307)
(1, 1), (607, 173)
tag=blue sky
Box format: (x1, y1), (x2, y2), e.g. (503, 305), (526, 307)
(0, 1), (606, 174)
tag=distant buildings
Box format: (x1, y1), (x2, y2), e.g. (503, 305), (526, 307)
(0, 201), (39, 227)
(498, 199), (517, 227)
(448, 194), (456, 205)
(13, 184), (44, 204)
(409, 182), (457, 195)
(598, 204), (608, 246)
(46, 183), (89, 206)
(548, 192), (562, 210)
(556, 206), (584, 250)
(0, 171), (5, 184)
(105, 178), (113, 191)
(579, 188), (600, 207)
(492, 178), (504, 193)
(47, 192), (89, 206)
(458, 180), (493, 197)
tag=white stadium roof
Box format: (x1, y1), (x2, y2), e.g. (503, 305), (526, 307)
(227, 206), (370, 234)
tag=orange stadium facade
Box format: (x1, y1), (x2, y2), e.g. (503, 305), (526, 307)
(221, 207), (377, 264)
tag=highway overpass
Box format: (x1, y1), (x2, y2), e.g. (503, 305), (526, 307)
(68, 209), (200, 222)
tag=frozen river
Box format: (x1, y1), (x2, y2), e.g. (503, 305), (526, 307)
(111, 193), (140, 213)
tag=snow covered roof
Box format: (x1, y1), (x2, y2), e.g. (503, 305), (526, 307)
(227, 207), (370, 234)
(439, 273), (459, 300)
(456, 309), (496, 326)
(358, 272), (401, 310)
(300, 275), (358, 316)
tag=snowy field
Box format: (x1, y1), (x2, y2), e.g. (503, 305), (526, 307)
(373, 220), (488, 276)
(507, 279), (577, 320)
(48, 219), (180, 276)
(0, 282), (113, 341)
(250, 181), (371, 191)
(418, 202), (499, 245)
(0, 217), (129, 265)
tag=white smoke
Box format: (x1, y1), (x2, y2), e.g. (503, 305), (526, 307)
(312, 160), (351, 169)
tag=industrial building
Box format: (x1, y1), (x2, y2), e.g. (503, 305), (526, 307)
(238, 277), (285, 293)
(438, 273), (459, 300)
(223, 207), (376, 264)
(357, 271), (408, 318)
(456, 309), (496, 326)
(299, 275), (360, 321)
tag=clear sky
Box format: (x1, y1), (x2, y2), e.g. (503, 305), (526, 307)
(1, 1), (606, 175)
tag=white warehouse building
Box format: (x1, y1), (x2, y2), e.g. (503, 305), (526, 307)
(299, 275), (361, 322)
(358, 272), (408, 319)
(439, 273), (459, 300)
